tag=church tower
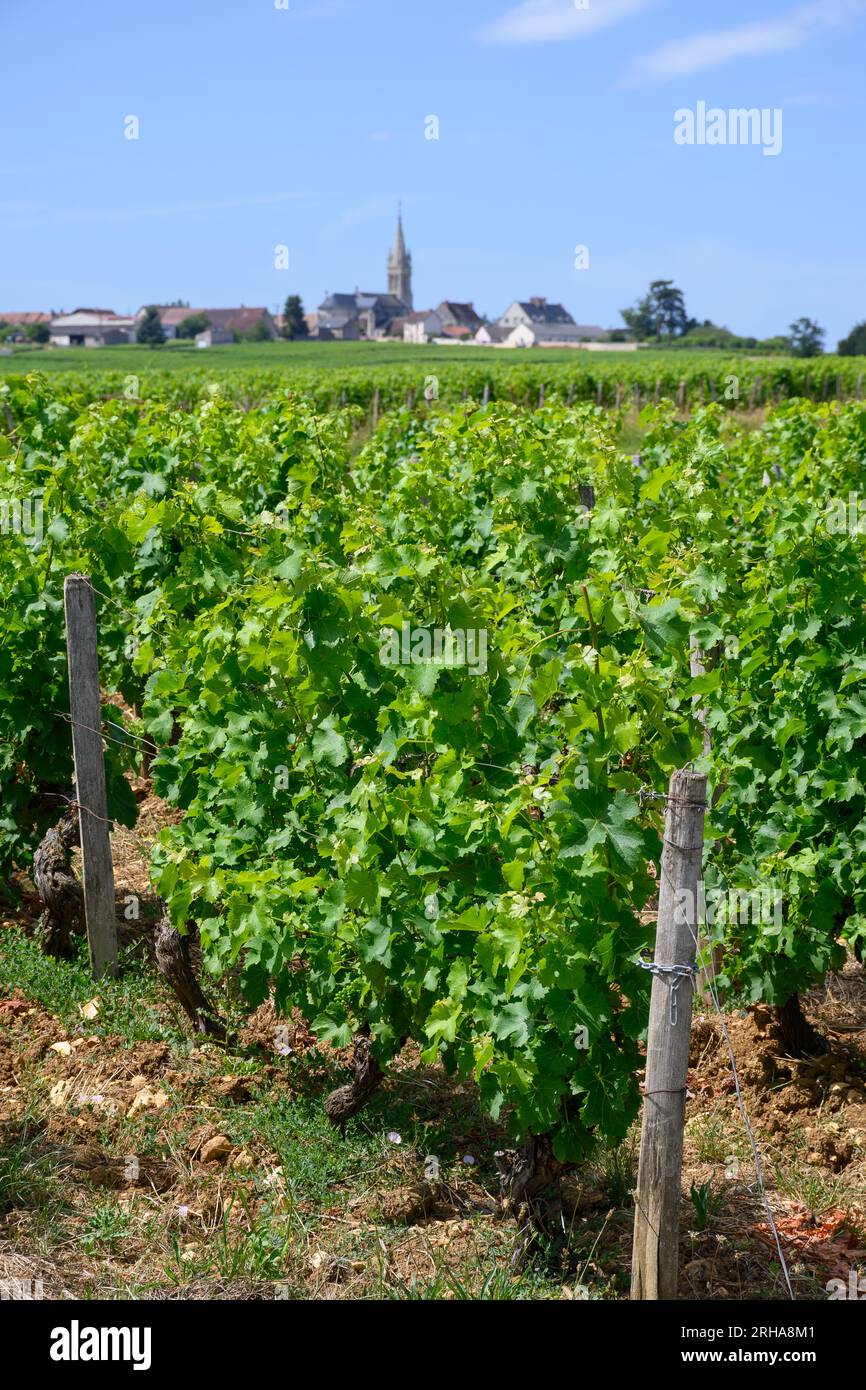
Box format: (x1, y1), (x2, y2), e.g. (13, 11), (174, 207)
(387, 208), (413, 309)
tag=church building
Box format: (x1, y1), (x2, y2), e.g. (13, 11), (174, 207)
(315, 211), (413, 339)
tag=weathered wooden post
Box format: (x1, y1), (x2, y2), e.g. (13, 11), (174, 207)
(63, 574), (117, 979)
(371, 387), (380, 429)
(566, 382), (574, 407)
(482, 382), (490, 406)
(538, 383), (545, 408)
(677, 380), (686, 412)
(615, 381), (623, 410)
(631, 769), (707, 1301)
(596, 380), (604, 408)
(406, 387), (414, 411)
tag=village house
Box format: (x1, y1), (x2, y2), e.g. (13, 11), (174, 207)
(49, 309), (136, 347)
(135, 305), (276, 340)
(403, 308), (443, 343)
(0, 311), (52, 342)
(195, 327), (234, 348)
(496, 297), (575, 330)
(474, 322), (535, 348)
(434, 301), (484, 339)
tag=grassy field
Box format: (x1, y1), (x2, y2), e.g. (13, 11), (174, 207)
(0, 340), (758, 376)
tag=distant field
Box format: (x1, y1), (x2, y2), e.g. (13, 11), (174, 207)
(0, 340), (590, 374)
(0, 339), (752, 375)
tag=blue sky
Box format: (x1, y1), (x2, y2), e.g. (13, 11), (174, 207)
(1, 0), (864, 344)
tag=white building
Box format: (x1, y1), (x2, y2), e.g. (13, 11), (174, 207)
(49, 309), (135, 347)
(496, 297), (575, 330)
(403, 309), (443, 344)
(474, 323), (535, 348)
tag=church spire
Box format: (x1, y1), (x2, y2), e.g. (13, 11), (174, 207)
(387, 206), (412, 309)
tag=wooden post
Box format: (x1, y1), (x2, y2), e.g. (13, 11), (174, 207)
(615, 381), (623, 409)
(538, 383), (545, 408)
(566, 382), (575, 408)
(596, 380), (604, 408)
(631, 769), (706, 1301)
(653, 378), (661, 404)
(857, 373), (863, 401)
(677, 380), (686, 412)
(482, 382), (490, 406)
(406, 387), (414, 410)
(63, 574), (117, 979)
(371, 387), (380, 429)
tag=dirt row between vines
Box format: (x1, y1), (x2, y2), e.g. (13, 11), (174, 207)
(1, 778), (865, 1300)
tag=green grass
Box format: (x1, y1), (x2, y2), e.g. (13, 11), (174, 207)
(0, 339), (742, 376)
(0, 1117), (66, 1217)
(0, 926), (182, 1042)
(0, 340), (590, 374)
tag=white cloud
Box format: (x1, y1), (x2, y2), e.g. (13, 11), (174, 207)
(623, 0), (866, 86)
(479, 0), (656, 45)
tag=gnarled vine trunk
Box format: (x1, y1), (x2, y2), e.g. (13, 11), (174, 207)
(324, 1026), (384, 1134)
(33, 810), (82, 958)
(154, 914), (227, 1040)
(774, 993), (828, 1057)
(495, 1133), (567, 1265)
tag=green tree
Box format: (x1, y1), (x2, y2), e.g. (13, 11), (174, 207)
(243, 317), (274, 342)
(788, 317), (825, 358)
(620, 280), (692, 341)
(619, 290), (656, 341)
(281, 295), (308, 340)
(136, 306), (166, 347)
(24, 321), (50, 343)
(650, 280), (692, 338)
(838, 321), (866, 356)
(176, 312), (211, 339)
